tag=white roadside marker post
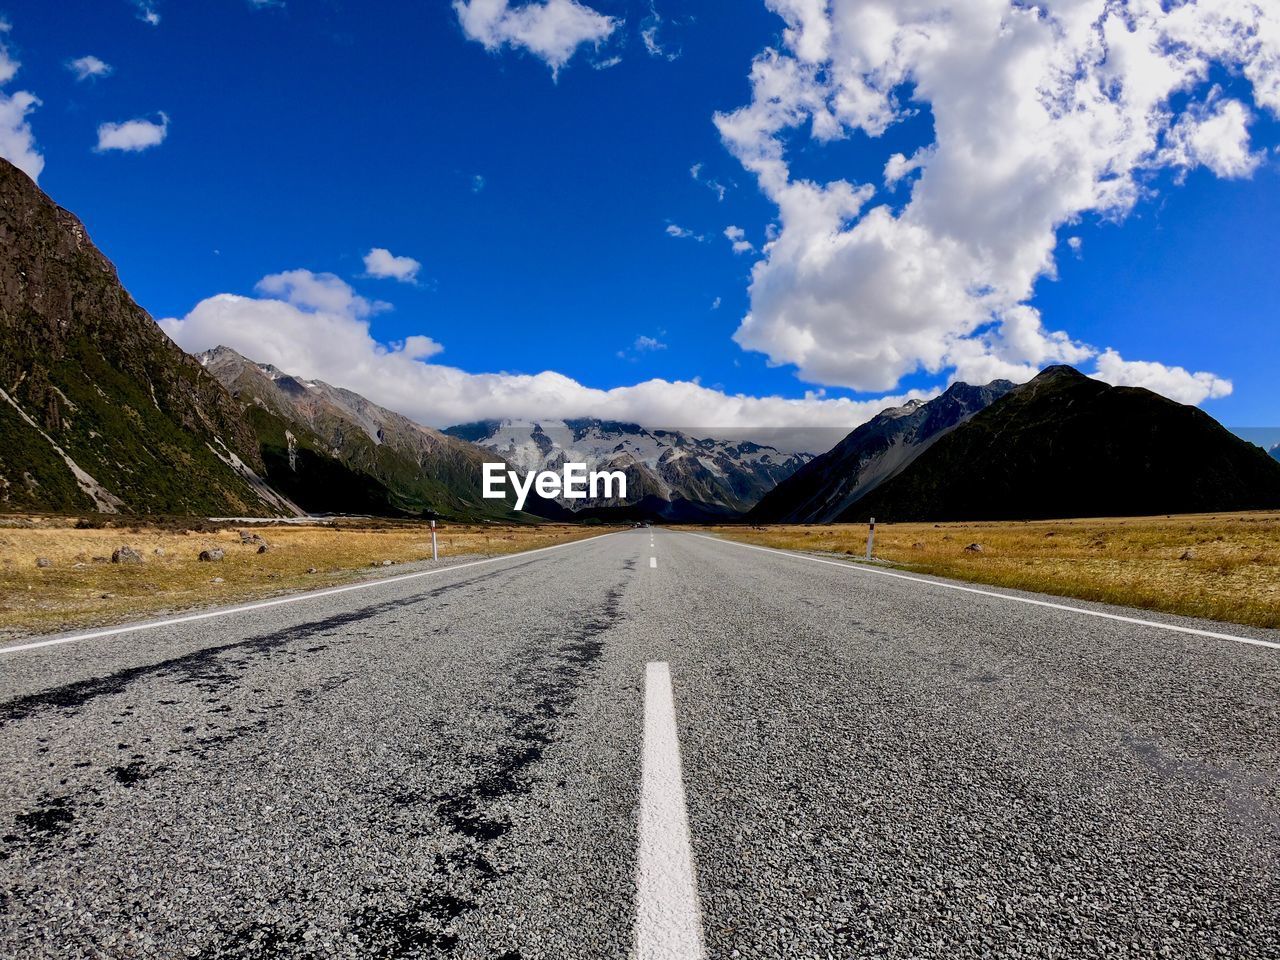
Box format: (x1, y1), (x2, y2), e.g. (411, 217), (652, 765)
(865, 517), (875, 560)
(430, 519), (438, 562)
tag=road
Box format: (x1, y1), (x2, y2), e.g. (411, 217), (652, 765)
(2, 528), (1278, 959)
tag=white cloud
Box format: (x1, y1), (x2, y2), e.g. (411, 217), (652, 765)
(724, 225), (754, 254)
(640, 4), (679, 61)
(363, 247), (422, 284)
(95, 112), (168, 152)
(1093, 350), (1233, 406)
(133, 1), (161, 26)
(689, 160), (728, 200)
(634, 334), (667, 352)
(397, 334), (444, 360)
(471, 173), (486, 192)
(1161, 92), (1263, 179)
(665, 222), (704, 241)
(0, 22), (43, 182)
(257, 269), (387, 317)
(883, 148), (929, 187)
(160, 270), (929, 449)
(68, 55), (113, 81)
(454, 0), (618, 76)
(713, 0), (1273, 403)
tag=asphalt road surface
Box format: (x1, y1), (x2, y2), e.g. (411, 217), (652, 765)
(2, 529), (1278, 959)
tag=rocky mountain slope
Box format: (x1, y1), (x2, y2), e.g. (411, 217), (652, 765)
(0, 158), (297, 516)
(747, 380), (1014, 523)
(1271, 444), (1280, 463)
(841, 366), (1280, 522)
(198, 347), (544, 520)
(446, 419), (812, 520)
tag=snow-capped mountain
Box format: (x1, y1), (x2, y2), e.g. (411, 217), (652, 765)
(1271, 443), (1280, 463)
(445, 418), (813, 519)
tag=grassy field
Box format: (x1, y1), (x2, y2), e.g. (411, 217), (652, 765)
(0, 517), (608, 637)
(700, 512), (1280, 629)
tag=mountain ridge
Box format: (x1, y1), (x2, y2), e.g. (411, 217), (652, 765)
(840, 366), (1280, 522)
(747, 378), (1015, 523)
(0, 158), (296, 517)
(198, 346), (550, 521)
(446, 418), (812, 520)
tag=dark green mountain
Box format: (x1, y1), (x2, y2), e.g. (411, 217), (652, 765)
(0, 158), (295, 516)
(841, 366), (1280, 522)
(747, 379), (1014, 523)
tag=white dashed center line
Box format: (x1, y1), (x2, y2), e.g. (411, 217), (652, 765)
(636, 662), (705, 960)
(650, 557), (657, 568)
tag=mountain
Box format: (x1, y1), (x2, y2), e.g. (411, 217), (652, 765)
(840, 365), (1280, 522)
(747, 379), (1015, 523)
(445, 418), (813, 521)
(0, 158), (297, 517)
(198, 347), (549, 521)
(1271, 444), (1280, 463)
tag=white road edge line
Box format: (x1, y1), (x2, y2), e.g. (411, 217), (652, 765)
(636, 661), (706, 960)
(685, 532), (1280, 652)
(0, 532), (618, 656)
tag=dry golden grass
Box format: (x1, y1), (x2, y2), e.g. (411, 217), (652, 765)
(0, 517), (609, 636)
(700, 512), (1280, 629)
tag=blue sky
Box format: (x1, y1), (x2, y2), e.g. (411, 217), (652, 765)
(1, 0), (1277, 446)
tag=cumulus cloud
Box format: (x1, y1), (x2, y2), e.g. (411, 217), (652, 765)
(883, 149), (929, 188)
(724, 225), (754, 254)
(68, 55), (113, 81)
(1161, 92), (1263, 179)
(454, 0), (618, 75)
(0, 21), (43, 182)
(160, 270), (928, 449)
(95, 112), (168, 152)
(397, 334), (445, 360)
(363, 247), (422, 283)
(634, 334), (667, 352)
(713, 0), (1272, 403)
(1092, 349), (1233, 406)
(257, 269), (387, 317)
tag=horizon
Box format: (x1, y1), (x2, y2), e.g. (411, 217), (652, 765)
(197, 339), (1277, 455)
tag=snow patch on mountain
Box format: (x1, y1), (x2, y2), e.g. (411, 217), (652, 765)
(447, 418), (813, 513)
